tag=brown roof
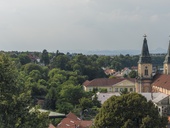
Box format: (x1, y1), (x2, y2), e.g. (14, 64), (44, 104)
(57, 112), (92, 128)
(83, 78), (135, 87)
(67, 112), (81, 121)
(152, 74), (170, 90)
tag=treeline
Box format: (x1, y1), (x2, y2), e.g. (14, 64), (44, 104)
(1, 50), (165, 125)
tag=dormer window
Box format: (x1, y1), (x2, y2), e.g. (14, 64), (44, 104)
(145, 66), (148, 76)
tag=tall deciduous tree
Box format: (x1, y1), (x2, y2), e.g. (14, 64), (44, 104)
(0, 54), (49, 127)
(94, 93), (168, 128)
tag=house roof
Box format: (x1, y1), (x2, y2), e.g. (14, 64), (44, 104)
(97, 92), (120, 104)
(57, 112), (92, 128)
(83, 78), (135, 87)
(36, 109), (66, 118)
(96, 92), (168, 104)
(139, 92), (168, 103)
(152, 74), (170, 90)
(104, 69), (116, 75)
(152, 93), (168, 103)
(67, 112), (81, 121)
(49, 124), (56, 128)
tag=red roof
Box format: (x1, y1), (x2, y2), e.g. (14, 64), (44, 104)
(57, 112), (92, 128)
(83, 78), (135, 87)
(67, 112), (81, 121)
(152, 74), (170, 90)
(49, 124), (56, 128)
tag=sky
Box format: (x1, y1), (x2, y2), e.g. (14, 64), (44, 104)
(0, 0), (170, 53)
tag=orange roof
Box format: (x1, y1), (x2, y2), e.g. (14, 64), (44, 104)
(152, 74), (170, 90)
(83, 78), (135, 87)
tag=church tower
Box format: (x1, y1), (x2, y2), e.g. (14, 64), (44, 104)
(136, 35), (153, 92)
(163, 41), (170, 75)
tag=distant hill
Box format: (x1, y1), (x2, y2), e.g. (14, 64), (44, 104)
(80, 48), (167, 55)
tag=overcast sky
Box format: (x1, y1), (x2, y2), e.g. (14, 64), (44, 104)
(0, 0), (170, 52)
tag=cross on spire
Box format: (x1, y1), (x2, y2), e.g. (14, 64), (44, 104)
(143, 34), (147, 38)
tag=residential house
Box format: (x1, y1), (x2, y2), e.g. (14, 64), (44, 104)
(57, 112), (92, 128)
(104, 68), (116, 75)
(83, 78), (135, 92)
(121, 67), (131, 76)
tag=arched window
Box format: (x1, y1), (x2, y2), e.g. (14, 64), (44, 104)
(145, 66), (148, 76)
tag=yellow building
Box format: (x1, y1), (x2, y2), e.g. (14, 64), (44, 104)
(136, 35), (170, 95)
(83, 78), (135, 92)
(136, 35), (153, 92)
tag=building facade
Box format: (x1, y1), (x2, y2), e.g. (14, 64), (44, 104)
(83, 78), (135, 93)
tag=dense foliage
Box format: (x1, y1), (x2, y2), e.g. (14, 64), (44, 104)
(94, 93), (168, 128)
(2, 50), (166, 126)
(0, 54), (49, 128)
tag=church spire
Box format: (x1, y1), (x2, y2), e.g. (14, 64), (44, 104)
(138, 34), (152, 63)
(164, 38), (170, 64)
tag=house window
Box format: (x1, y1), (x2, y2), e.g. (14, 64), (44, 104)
(145, 66), (148, 76)
(120, 88), (123, 91)
(115, 88), (118, 92)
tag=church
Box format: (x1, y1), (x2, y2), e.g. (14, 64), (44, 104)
(136, 35), (170, 95)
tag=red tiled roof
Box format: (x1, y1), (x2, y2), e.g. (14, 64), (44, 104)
(83, 78), (135, 87)
(57, 118), (78, 128)
(57, 118), (92, 128)
(152, 74), (170, 90)
(57, 112), (92, 128)
(79, 120), (93, 128)
(67, 112), (81, 121)
(49, 124), (56, 128)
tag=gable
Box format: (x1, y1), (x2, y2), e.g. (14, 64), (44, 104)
(114, 79), (135, 87)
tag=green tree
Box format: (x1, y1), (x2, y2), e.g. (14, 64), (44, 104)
(60, 84), (84, 105)
(22, 63), (43, 74)
(94, 93), (168, 128)
(51, 55), (69, 70)
(18, 53), (31, 65)
(41, 49), (50, 66)
(128, 70), (137, 78)
(57, 102), (74, 114)
(0, 54), (49, 127)
(79, 97), (93, 111)
(44, 87), (58, 110)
